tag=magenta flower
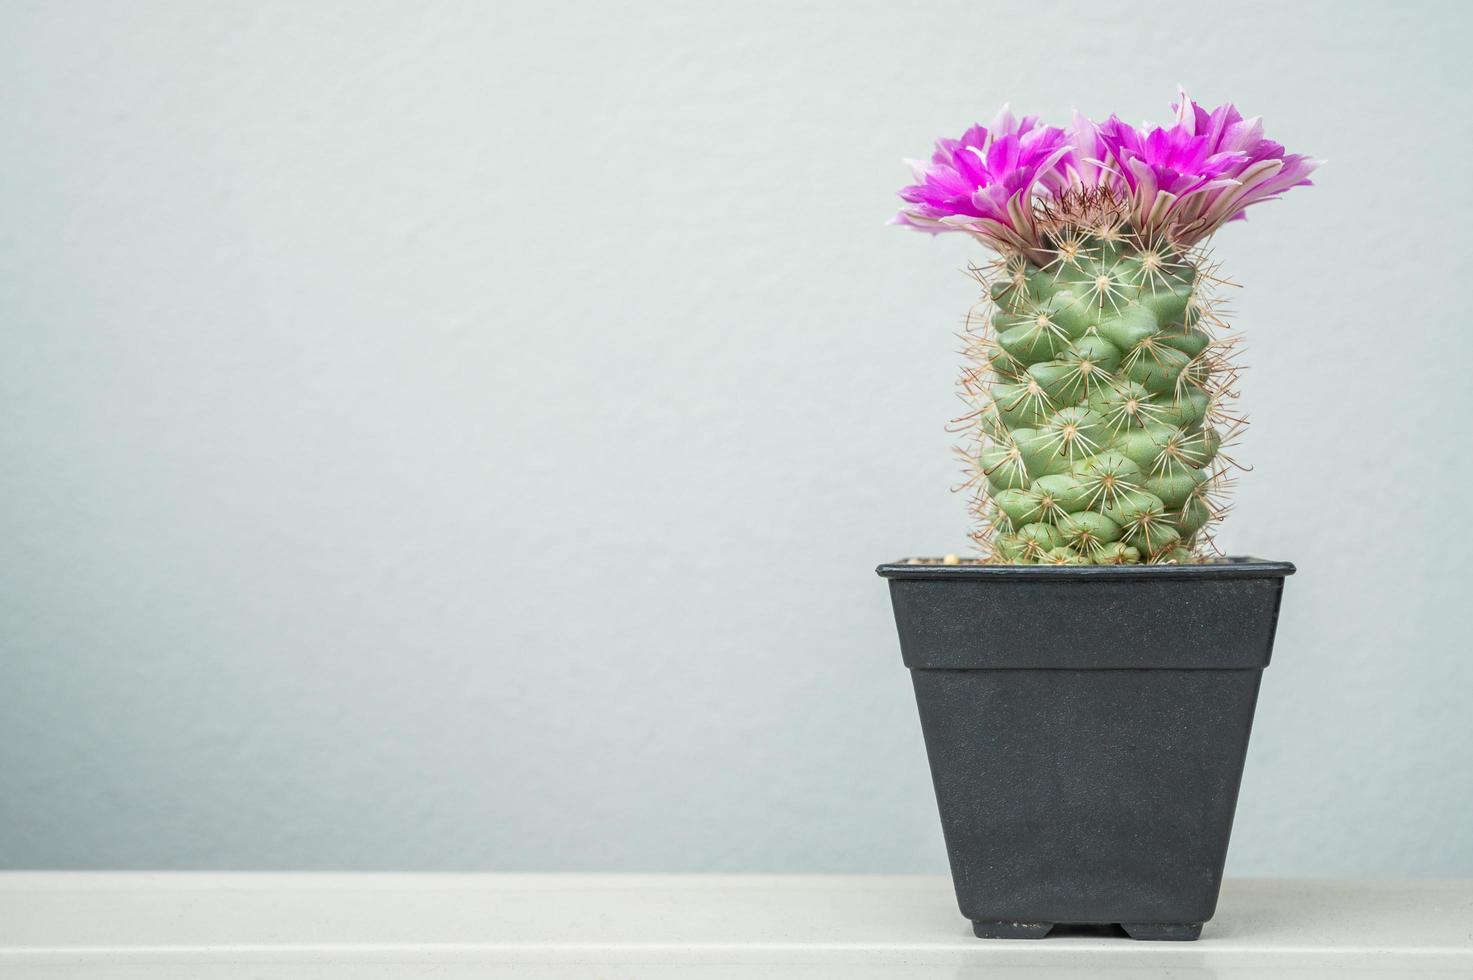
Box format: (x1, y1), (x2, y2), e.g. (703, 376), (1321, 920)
(895, 108), (1073, 253)
(1097, 89), (1319, 245)
(895, 91), (1318, 251)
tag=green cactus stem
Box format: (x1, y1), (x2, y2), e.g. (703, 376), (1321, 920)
(961, 196), (1243, 564)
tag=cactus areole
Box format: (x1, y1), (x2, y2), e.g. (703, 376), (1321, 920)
(878, 92), (1313, 940)
(893, 90), (1318, 564)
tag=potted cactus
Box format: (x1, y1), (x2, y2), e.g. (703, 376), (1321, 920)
(879, 92), (1317, 940)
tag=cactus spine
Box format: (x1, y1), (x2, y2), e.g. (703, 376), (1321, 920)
(962, 194), (1241, 564)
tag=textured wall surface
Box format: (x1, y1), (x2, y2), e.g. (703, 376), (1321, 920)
(2, 0), (1469, 873)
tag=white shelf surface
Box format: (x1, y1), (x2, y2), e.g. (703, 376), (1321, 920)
(1, 874), (1470, 978)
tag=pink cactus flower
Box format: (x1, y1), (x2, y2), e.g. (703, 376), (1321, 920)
(895, 108), (1073, 253)
(896, 91), (1318, 252)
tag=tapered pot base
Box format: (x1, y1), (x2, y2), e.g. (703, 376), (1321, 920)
(969, 920), (1204, 941)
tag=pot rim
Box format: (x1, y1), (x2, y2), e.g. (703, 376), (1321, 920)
(877, 555), (1295, 581)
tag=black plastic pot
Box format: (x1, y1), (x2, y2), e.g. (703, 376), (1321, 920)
(876, 558), (1294, 941)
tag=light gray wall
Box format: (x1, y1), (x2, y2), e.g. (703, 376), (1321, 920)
(2, 0), (1468, 874)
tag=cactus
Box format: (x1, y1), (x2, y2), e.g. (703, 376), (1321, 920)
(965, 195), (1239, 563)
(896, 93), (1317, 563)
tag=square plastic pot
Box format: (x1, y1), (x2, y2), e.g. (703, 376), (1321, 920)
(876, 557), (1294, 940)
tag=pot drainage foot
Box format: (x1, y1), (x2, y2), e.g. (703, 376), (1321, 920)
(1119, 922), (1203, 941)
(971, 920), (1053, 939)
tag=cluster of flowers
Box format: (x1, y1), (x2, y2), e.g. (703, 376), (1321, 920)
(895, 90), (1318, 253)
